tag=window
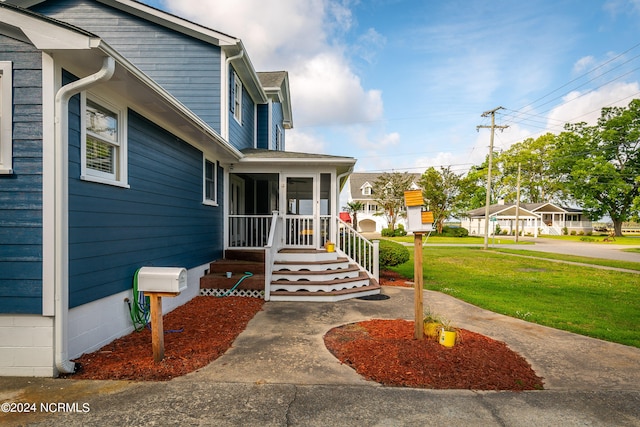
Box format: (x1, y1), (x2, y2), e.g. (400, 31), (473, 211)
(81, 95), (127, 187)
(203, 157), (217, 205)
(0, 61), (13, 174)
(231, 71), (242, 123)
(362, 184), (372, 196)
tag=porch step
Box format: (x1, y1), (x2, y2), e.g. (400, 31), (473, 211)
(208, 259), (265, 274)
(271, 271), (373, 293)
(271, 264), (360, 281)
(200, 259), (265, 297)
(274, 249), (338, 263)
(269, 281), (381, 302)
(225, 249), (265, 262)
(273, 257), (350, 271)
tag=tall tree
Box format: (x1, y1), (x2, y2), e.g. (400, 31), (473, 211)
(495, 133), (560, 203)
(552, 99), (640, 236)
(372, 172), (415, 231)
(419, 166), (460, 233)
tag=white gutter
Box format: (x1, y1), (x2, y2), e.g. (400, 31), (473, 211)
(53, 56), (115, 374)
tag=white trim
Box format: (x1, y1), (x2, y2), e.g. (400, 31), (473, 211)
(80, 93), (129, 188)
(203, 155), (218, 206)
(42, 53), (56, 316)
(232, 70), (242, 124)
(0, 61), (13, 174)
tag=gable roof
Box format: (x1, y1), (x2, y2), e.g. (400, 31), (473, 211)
(257, 71), (293, 129)
(348, 172), (421, 200)
(466, 201), (582, 218)
(8, 0), (269, 103)
(0, 2), (243, 161)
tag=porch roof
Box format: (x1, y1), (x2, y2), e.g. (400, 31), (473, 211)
(466, 204), (540, 219)
(240, 148), (354, 170)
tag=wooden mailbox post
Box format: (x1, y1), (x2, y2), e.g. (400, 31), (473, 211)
(403, 190), (434, 340)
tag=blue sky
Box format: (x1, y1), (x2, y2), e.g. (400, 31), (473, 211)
(144, 0), (640, 176)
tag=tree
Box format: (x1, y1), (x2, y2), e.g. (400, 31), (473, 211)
(342, 201), (363, 230)
(552, 99), (640, 236)
(419, 166), (460, 233)
(371, 172), (415, 231)
(494, 133), (561, 204)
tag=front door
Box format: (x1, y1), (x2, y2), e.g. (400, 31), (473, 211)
(283, 175), (316, 247)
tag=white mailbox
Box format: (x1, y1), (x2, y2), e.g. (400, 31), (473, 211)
(137, 267), (187, 293)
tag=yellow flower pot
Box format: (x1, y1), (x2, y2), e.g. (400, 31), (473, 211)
(439, 330), (457, 348)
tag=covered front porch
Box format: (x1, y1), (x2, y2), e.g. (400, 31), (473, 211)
(210, 149), (380, 301)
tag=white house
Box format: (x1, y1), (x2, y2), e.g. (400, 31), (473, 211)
(462, 201), (593, 236)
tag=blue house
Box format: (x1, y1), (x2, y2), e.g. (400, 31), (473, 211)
(0, 0), (379, 377)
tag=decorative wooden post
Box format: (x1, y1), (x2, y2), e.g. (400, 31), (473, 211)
(403, 190), (435, 340)
(145, 292), (179, 362)
(413, 232), (424, 340)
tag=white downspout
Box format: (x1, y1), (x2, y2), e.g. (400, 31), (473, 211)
(54, 56), (115, 374)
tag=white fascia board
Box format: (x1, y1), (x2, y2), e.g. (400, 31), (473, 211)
(0, 6), (100, 49)
(96, 0), (238, 46)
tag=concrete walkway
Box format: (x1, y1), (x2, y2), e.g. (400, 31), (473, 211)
(2, 285), (640, 426)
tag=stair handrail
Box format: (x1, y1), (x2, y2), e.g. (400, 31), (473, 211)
(336, 218), (379, 281)
(264, 211), (283, 301)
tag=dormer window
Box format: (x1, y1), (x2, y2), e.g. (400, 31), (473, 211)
(361, 183), (372, 196)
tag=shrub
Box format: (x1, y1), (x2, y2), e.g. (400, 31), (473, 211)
(381, 225), (407, 237)
(441, 226), (469, 237)
(379, 239), (409, 268)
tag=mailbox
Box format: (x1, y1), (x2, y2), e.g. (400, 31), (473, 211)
(137, 267), (187, 293)
(404, 190), (434, 233)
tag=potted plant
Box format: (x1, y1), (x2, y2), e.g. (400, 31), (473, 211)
(423, 307), (442, 341)
(438, 319), (458, 348)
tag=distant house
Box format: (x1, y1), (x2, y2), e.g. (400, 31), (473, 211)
(344, 173), (421, 233)
(0, 0), (377, 377)
(461, 201), (593, 237)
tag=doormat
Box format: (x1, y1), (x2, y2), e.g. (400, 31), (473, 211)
(356, 294), (390, 301)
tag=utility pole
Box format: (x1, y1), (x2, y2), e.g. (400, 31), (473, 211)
(477, 107), (508, 250)
(515, 163), (521, 243)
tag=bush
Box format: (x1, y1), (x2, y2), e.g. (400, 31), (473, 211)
(381, 225), (407, 237)
(379, 239), (409, 268)
(441, 226), (469, 237)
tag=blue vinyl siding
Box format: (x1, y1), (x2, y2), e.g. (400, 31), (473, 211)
(67, 95), (223, 308)
(32, 0), (222, 132)
(0, 36), (44, 314)
(256, 104), (269, 149)
(228, 72), (255, 150)
(271, 102), (285, 150)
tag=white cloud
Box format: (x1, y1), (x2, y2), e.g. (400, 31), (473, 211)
(162, 0), (384, 136)
(546, 81), (640, 129)
(286, 129), (327, 154)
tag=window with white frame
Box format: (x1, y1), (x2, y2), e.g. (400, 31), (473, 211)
(82, 95), (127, 186)
(0, 61), (13, 174)
(203, 157), (217, 205)
(232, 71), (242, 123)
(362, 184), (372, 196)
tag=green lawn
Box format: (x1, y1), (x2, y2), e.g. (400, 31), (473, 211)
(390, 246), (640, 348)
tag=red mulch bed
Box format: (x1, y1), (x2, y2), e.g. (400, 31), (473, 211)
(64, 274), (544, 390)
(66, 296), (264, 381)
(324, 319), (544, 390)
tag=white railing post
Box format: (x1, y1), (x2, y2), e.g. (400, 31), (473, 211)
(264, 211), (282, 301)
(372, 239), (379, 282)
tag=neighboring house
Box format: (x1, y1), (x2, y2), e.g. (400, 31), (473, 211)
(344, 173), (420, 233)
(0, 0), (375, 377)
(461, 201), (593, 237)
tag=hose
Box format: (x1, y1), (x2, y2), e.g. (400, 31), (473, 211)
(127, 268), (150, 331)
(217, 272), (254, 297)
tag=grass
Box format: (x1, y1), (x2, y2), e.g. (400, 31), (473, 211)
(540, 235), (640, 245)
(390, 246), (640, 348)
(494, 249), (640, 272)
(385, 235), (531, 245)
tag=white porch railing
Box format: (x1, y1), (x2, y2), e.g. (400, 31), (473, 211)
(264, 211), (283, 301)
(228, 215), (273, 248)
(336, 218), (379, 281)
